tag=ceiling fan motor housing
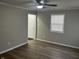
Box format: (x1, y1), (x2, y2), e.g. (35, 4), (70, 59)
(36, 0), (48, 5)
(35, 0), (57, 7)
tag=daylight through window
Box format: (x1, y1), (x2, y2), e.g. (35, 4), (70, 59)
(51, 14), (65, 33)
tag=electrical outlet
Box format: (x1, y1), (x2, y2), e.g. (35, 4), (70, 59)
(8, 42), (11, 45)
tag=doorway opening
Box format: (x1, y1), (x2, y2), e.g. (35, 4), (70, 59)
(28, 14), (37, 40)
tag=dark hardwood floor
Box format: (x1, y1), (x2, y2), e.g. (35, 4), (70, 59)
(0, 40), (79, 59)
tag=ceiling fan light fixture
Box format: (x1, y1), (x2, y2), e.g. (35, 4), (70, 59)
(37, 5), (43, 9)
(40, 0), (44, 4)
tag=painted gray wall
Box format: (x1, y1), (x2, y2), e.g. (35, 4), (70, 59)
(0, 6), (28, 52)
(37, 10), (79, 47)
(28, 10), (36, 15)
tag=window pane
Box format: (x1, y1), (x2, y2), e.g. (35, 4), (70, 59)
(51, 15), (64, 24)
(51, 14), (64, 33)
(51, 24), (64, 32)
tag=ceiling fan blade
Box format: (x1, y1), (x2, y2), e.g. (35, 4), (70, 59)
(45, 4), (57, 6)
(35, 0), (41, 4)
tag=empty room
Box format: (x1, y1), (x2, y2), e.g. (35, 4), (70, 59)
(0, 0), (79, 59)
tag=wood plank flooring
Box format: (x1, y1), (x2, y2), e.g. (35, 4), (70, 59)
(0, 40), (79, 59)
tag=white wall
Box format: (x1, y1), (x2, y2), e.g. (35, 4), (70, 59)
(37, 10), (79, 48)
(0, 6), (28, 53)
(28, 14), (36, 39)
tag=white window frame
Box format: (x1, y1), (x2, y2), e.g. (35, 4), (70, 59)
(50, 14), (65, 33)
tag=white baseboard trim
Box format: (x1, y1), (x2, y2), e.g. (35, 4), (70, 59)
(37, 38), (79, 49)
(0, 42), (28, 54)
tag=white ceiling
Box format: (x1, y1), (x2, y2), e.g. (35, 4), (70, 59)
(0, 0), (79, 11)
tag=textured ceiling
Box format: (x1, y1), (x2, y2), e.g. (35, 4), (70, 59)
(0, 0), (79, 11)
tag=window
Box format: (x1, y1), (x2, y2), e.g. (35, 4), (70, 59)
(51, 14), (65, 33)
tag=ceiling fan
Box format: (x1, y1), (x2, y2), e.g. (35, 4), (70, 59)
(35, 0), (57, 9)
(20, 0), (57, 9)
